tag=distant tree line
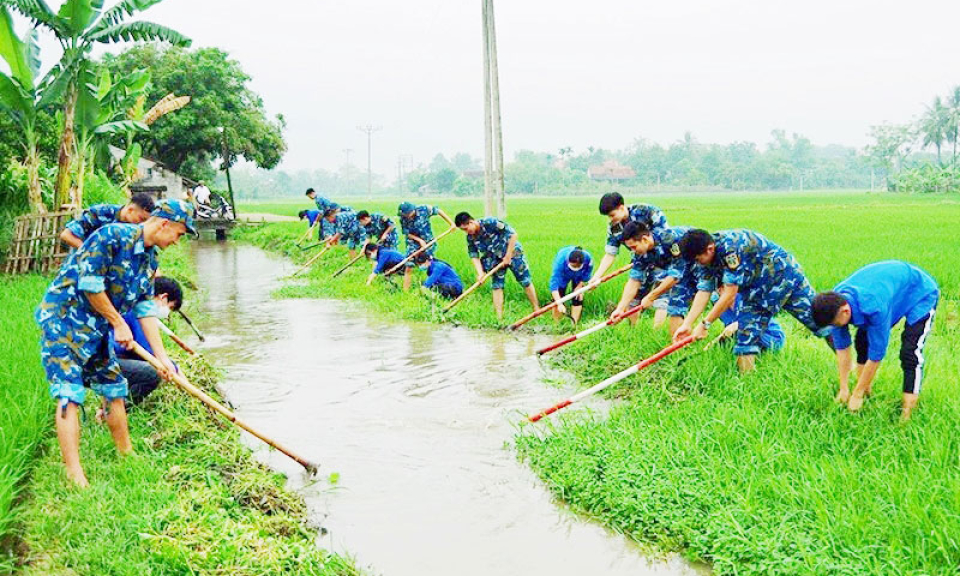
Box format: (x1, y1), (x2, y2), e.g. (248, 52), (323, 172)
(865, 86), (960, 193)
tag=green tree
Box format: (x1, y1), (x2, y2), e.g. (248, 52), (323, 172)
(430, 167), (457, 193)
(945, 86), (960, 165)
(0, 7), (65, 212)
(2, 0), (191, 207)
(102, 45), (285, 181)
(920, 96), (949, 166)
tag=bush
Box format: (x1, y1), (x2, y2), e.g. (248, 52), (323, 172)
(889, 164), (960, 193)
(82, 171), (127, 207)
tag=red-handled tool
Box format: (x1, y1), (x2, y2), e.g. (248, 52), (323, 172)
(536, 303), (646, 356)
(528, 336), (695, 422)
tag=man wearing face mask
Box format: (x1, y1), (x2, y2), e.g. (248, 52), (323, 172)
(548, 246), (593, 324)
(110, 276), (184, 406)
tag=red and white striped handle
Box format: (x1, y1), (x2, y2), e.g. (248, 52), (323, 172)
(527, 336), (695, 422)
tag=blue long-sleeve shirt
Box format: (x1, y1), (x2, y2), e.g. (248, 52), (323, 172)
(549, 246), (593, 291)
(830, 260), (939, 362)
(373, 249), (406, 275)
(304, 210), (321, 226)
(423, 259), (463, 291)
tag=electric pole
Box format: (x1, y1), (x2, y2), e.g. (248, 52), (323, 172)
(481, 0), (506, 217)
(356, 125), (381, 199)
(342, 148), (354, 166)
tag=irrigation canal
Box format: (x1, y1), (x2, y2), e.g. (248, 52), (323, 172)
(192, 241), (706, 576)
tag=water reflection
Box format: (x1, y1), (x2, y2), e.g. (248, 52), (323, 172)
(192, 242), (706, 576)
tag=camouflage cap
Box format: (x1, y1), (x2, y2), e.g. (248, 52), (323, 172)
(153, 199), (197, 236)
(398, 201), (415, 216)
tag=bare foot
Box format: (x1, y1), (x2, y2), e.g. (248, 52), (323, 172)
(65, 467), (90, 488)
(835, 388), (850, 404)
(847, 390), (866, 412)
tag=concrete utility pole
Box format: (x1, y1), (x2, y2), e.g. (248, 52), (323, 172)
(356, 125), (381, 198)
(481, 0), (506, 217)
(342, 148), (354, 166)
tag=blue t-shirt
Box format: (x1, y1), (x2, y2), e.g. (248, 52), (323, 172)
(549, 246), (593, 291)
(373, 249), (406, 275)
(423, 259), (463, 291)
(304, 210), (321, 226)
(830, 260), (939, 362)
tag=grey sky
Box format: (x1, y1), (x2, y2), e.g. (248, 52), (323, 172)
(20, 0), (960, 177)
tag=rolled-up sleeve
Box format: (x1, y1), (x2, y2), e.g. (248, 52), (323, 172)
(831, 325), (852, 351)
(134, 299), (159, 318)
(76, 231), (114, 294)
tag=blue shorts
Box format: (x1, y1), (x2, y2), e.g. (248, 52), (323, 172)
(485, 252), (532, 290)
(735, 269), (820, 356)
(40, 327), (128, 406)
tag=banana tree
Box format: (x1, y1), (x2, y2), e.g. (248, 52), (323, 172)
(118, 91), (189, 191)
(72, 65), (150, 205)
(0, 6), (65, 212)
(1, 0), (190, 207)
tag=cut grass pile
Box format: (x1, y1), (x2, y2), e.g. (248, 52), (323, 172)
(1, 243), (357, 576)
(240, 191), (960, 575)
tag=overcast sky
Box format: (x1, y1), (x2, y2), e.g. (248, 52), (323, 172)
(16, 0), (960, 176)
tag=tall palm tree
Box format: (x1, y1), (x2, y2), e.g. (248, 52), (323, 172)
(946, 86), (960, 165)
(922, 96), (950, 166)
(1, 0), (190, 207)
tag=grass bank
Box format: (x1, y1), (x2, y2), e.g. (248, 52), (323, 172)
(1, 242), (357, 575)
(239, 192), (960, 575)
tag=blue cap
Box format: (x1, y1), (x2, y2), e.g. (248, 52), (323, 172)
(153, 199), (197, 236)
(398, 201), (415, 216)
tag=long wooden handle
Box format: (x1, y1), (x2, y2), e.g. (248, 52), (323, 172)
(157, 320), (195, 355)
(292, 244), (332, 276)
(332, 251), (365, 278)
(508, 264), (631, 330)
(130, 342), (319, 475)
(442, 260), (508, 312)
(385, 227), (456, 276)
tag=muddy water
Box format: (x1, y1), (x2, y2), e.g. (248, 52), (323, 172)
(192, 242), (704, 576)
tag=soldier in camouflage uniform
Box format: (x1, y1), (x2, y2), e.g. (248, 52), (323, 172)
(589, 193), (669, 321)
(356, 210), (398, 249)
(305, 188), (336, 239)
(674, 228), (827, 372)
(455, 211), (539, 320)
(36, 199), (195, 486)
(611, 221), (696, 333)
(398, 201), (454, 291)
(59, 193), (156, 249)
(323, 207), (365, 258)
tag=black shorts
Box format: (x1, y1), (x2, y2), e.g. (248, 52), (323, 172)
(433, 283), (463, 300)
(854, 311), (936, 395)
(558, 284), (584, 306)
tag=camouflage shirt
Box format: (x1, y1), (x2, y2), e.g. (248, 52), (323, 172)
(606, 203), (668, 255)
(363, 213), (395, 240)
(64, 203), (122, 243)
(400, 205), (440, 244)
(36, 223), (158, 353)
(466, 218), (522, 261)
(692, 229), (803, 296)
(629, 225), (693, 283)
